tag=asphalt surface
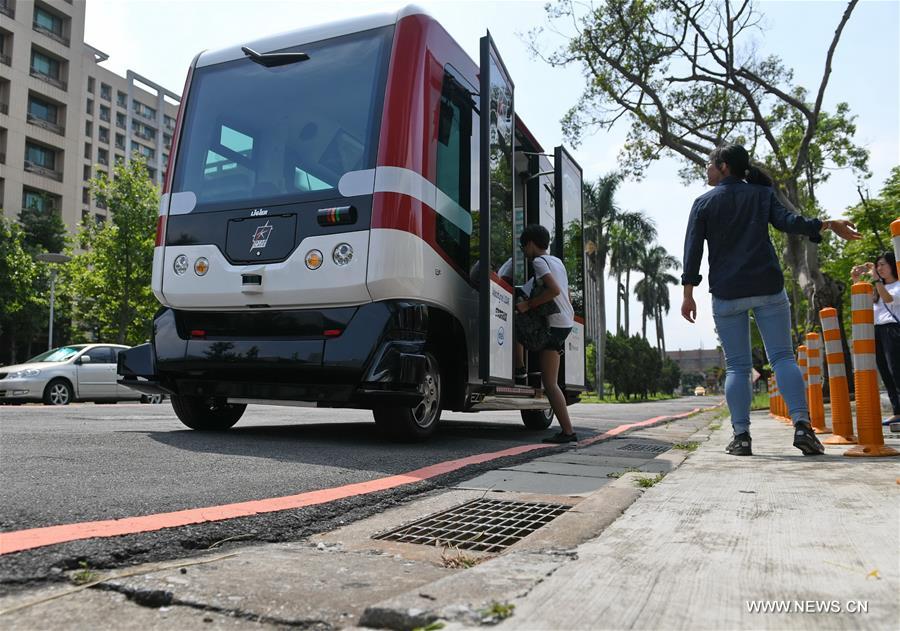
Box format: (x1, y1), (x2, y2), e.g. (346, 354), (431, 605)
(0, 396), (717, 589)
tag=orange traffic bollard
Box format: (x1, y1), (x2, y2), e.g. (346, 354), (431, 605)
(820, 308), (856, 444)
(806, 333), (831, 433)
(845, 283), (899, 457)
(891, 219), (900, 278)
(773, 379), (790, 423)
(797, 345), (809, 406)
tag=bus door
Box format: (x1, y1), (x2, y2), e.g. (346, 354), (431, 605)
(478, 32), (515, 384)
(554, 146), (586, 390)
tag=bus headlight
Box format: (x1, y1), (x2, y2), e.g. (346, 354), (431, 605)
(173, 254), (189, 275)
(305, 249), (323, 270)
(332, 243), (353, 266)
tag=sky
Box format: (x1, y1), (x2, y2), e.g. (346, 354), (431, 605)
(83, 0), (900, 351)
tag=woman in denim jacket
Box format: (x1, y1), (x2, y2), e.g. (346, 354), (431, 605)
(680, 144), (861, 456)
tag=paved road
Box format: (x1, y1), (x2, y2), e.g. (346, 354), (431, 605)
(0, 396), (719, 585)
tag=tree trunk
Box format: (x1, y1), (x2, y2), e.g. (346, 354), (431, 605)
(615, 271), (622, 333)
(624, 269), (631, 334)
(596, 265), (607, 397)
(641, 309), (647, 339)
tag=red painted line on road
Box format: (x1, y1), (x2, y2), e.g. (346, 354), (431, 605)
(0, 407), (709, 555)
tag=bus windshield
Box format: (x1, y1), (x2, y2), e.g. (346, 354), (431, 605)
(172, 26), (393, 213)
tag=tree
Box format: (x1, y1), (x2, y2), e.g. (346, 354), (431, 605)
(0, 218), (44, 364)
(583, 174), (621, 395)
(19, 199), (66, 255)
(634, 244), (680, 352)
(608, 210), (656, 334)
(531, 0), (868, 332)
(65, 158), (159, 345)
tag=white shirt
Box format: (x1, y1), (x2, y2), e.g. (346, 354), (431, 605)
(874, 280), (900, 325)
(528, 255), (575, 329)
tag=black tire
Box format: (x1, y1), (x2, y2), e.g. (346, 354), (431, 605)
(373, 352), (442, 442)
(170, 395), (245, 430)
(43, 379), (74, 406)
(141, 394), (164, 404)
(521, 408), (554, 430)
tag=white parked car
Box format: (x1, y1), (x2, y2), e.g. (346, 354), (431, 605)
(0, 344), (154, 406)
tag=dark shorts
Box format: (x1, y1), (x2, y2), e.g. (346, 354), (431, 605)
(544, 327), (572, 353)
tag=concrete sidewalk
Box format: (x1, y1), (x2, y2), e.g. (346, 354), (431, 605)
(490, 412), (900, 630)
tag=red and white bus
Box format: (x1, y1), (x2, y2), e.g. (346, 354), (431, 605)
(118, 6), (587, 440)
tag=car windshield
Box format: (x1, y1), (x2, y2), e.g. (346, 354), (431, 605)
(26, 345), (88, 363)
(171, 26), (393, 213)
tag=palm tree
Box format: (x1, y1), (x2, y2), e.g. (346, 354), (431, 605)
(634, 244), (681, 353)
(583, 174), (621, 395)
(608, 211), (656, 335)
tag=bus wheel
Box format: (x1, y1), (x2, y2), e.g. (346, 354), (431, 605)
(373, 353), (442, 441)
(521, 408), (554, 430)
(170, 395), (246, 431)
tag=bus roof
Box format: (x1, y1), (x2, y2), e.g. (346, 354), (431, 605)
(197, 4), (429, 69)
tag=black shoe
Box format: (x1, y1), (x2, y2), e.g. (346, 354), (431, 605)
(725, 432), (752, 456)
(542, 431), (578, 444)
(793, 422), (825, 456)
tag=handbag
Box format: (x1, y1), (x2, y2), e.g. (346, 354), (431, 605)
(515, 257), (560, 351)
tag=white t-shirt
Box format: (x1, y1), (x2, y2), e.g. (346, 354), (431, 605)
(527, 255), (575, 329)
(874, 280), (900, 325)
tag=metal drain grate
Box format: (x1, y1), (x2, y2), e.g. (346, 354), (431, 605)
(616, 442), (669, 453)
(373, 499), (571, 553)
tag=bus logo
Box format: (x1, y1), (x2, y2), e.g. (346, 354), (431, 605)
(250, 221), (274, 251)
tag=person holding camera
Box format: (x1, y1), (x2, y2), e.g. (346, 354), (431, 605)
(851, 252), (900, 425)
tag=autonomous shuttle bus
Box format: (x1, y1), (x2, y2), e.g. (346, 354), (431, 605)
(118, 5), (587, 440)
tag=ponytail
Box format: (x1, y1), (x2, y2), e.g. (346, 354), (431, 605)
(746, 165), (774, 187)
(709, 143), (774, 187)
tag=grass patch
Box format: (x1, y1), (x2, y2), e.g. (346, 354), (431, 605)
(480, 602), (515, 623)
(672, 441), (700, 452)
(413, 623), (445, 631)
(607, 466), (642, 479)
(708, 422), (722, 431)
(438, 544), (485, 569)
(751, 392), (770, 411)
(579, 392), (679, 404)
(634, 473), (666, 488)
(71, 561), (100, 586)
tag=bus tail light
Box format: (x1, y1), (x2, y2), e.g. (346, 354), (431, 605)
(155, 216), (167, 247)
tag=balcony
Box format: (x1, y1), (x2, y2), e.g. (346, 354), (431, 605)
(0, 1), (13, 19)
(0, 152), (5, 164)
(134, 130), (155, 142)
(99, 111), (110, 122)
(24, 160), (63, 181)
(27, 112), (65, 136)
(116, 119), (125, 130)
(98, 156), (108, 166)
(0, 53), (10, 67)
(32, 23), (70, 47)
(0, 102), (8, 115)
(115, 142), (125, 150)
(134, 108), (155, 121)
(30, 68), (67, 91)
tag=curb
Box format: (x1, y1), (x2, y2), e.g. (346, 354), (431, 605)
(358, 407), (723, 630)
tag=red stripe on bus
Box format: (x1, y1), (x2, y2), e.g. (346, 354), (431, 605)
(0, 408), (707, 555)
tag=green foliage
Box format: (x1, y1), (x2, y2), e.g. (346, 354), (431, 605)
(821, 167), (900, 338)
(604, 331), (663, 400)
(531, 0), (871, 331)
(659, 357), (682, 394)
(65, 158), (160, 345)
(0, 218), (44, 345)
(634, 473), (665, 488)
(19, 201), (67, 255)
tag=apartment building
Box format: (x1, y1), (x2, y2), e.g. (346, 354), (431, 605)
(0, 0), (180, 237)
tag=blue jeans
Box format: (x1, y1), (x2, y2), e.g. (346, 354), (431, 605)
(712, 290), (810, 435)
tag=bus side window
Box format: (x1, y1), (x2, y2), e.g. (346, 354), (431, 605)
(435, 69), (474, 274)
